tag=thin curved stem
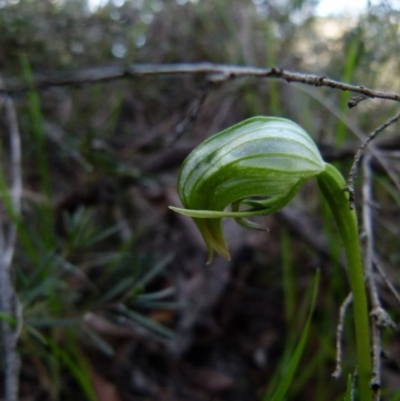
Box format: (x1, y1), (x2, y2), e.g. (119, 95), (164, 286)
(317, 163), (372, 401)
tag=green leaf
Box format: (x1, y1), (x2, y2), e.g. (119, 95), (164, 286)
(343, 374), (354, 401)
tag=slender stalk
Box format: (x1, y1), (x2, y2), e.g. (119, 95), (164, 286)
(317, 163), (372, 401)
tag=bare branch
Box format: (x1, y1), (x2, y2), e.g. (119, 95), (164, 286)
(332, 292), (353, 379)
(2, 62), (400, 102)
(347, 111), (400, 207)
(348, 95), (368, 109)
(361, 153), (395, 399)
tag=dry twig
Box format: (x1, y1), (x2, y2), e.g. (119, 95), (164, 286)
(347, 111), (400, 207)
(362, 153), (396, 399)
(2, 62), (400, 103)
(332, 292), (353, 379)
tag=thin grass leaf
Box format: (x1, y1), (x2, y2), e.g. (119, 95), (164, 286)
(95, 276), (135, 306)
(343, 374), (353, 401)
(90, 233), (140, 297)
(263, 270), (318, 396)
(24, 324), (48, 345)
(81, 252), (121, 269)
(135, 287), (176, 302)
(109, 232), (140, 271)
(119, 307), (175, 339)
(265, 269), (320, 401)
(21, 271), (63, 305)
(133, 301), (183, 310)
(132, 253), (174, 291)
(82, 326), (115, 357)
(64, 207), (118, 249)
(290, 348), (328, 396)
(83, 224), (121, 248)
(47, 338), (97, 401)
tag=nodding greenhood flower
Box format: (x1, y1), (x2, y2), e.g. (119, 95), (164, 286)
(170, 116), (326, 263)
(170, 116), (373, 401)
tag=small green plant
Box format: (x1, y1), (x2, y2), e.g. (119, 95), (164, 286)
(170, 116), (372, 401)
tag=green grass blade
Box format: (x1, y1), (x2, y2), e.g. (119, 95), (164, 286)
(132, 253), (174, 291)
(135, 287), (175, 302)
(47, 337), (97, 401)
(82, 326), (115, 357)
(336, 31), (361, 147)
(81, 224), (121, 248)
(265, 269), (320, 401)
(133, 301), (183, 310)
(343, 374), (353, 401)
(95, 276), (135, 306)
(120, 307), (175, 339)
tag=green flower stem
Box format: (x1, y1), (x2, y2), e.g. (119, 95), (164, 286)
(317, 163), (372, 401)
